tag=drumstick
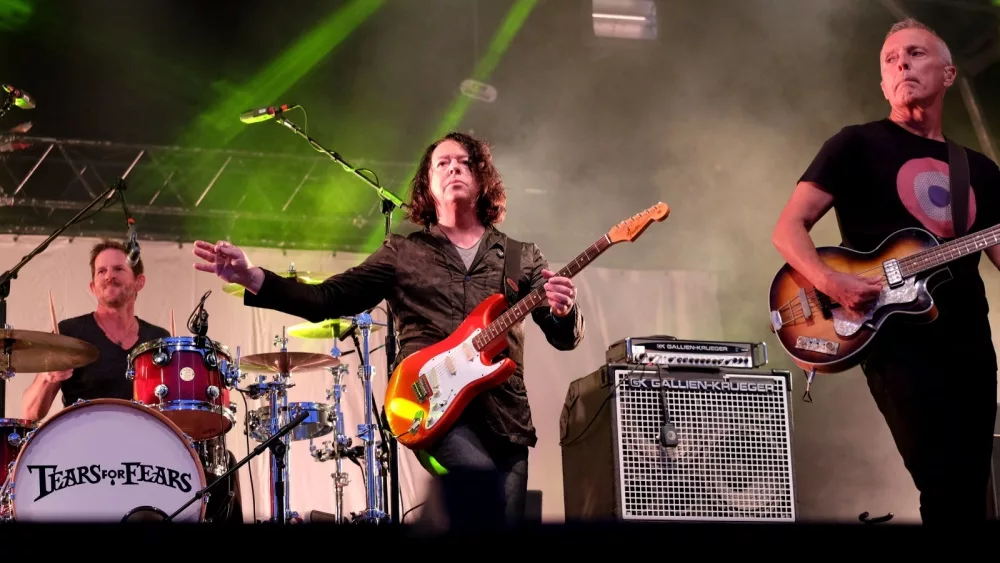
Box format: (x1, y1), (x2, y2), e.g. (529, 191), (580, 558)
(48, 290), (59, 335)
(170, 309), (176, 337)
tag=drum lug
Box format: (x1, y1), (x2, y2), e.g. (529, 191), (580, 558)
(206, 386), (220, 400)
(125, 367), (135, 381)
(6, 432), (21, 448)
(153, 350), (170, 367)
(154, 384), (169, 399)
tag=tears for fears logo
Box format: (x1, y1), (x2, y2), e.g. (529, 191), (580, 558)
(25, 463), (194, 501)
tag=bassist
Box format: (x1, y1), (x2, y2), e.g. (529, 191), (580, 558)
(772, 19), (1000, 524)
(192, 132), (584, 526)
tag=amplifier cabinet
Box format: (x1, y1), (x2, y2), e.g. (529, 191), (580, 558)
(560, 364), (797, 522)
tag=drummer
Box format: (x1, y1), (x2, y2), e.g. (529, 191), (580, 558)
(19, 239), (245, 524)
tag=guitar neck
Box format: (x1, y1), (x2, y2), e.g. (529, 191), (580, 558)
(900, 224), (1000, 277)
(473, 234), (612, 350)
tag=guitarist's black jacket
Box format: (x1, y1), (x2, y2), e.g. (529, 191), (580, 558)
(244, 224), (585, 448)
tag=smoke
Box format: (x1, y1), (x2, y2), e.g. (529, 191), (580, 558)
(461, 0), (896, 353)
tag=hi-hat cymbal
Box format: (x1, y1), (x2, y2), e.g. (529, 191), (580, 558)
(0, 329), (99, 373)
(239, 351), (341, 374)
(223, 269), (334, 297)
(287, 318), (384, 340)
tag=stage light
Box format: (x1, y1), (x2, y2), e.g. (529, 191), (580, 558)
(592, 0), (657, 40)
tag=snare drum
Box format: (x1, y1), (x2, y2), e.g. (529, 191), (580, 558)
(128, 336), (235, 440)
(8, 399), (207, 522)
(247, 402), (334, 443)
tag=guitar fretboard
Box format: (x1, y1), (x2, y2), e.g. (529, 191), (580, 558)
(472, 235), (612, 350)
(899, 224), (1000, 277)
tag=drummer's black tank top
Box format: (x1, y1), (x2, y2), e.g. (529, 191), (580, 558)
(58, 313), (171, 407)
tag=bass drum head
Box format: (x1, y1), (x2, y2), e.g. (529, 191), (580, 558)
(10, 399), (207, 523)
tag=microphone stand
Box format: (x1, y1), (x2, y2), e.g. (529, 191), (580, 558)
(267, 110), (403, 524)
(0, 178), (126, 417)
(163, 409), (312, 523)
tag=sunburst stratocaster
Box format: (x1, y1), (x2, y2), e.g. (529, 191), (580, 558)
(384, 202), (671, 450)
(768, 224), (1000, 374)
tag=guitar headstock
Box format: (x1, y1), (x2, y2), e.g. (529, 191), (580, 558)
(608, 202), (670, 244)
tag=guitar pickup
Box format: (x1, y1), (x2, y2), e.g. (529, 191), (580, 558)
(882, 259), (903, 288)
(411, 374), (433, 402)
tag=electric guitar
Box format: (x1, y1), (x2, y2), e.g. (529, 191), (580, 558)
(384, 202), (671, 451)
(768, 224), (1000, 374)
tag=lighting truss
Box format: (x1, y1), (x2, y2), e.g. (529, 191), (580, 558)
(0, 136), (415, 251)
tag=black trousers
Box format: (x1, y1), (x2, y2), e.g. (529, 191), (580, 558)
(862, 352), (997, 524)
(423, 423), (529, 528)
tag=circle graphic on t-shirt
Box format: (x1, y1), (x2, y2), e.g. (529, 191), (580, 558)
(896, 157), (976, 238)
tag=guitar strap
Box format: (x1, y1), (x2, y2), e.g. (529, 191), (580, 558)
(503, 236), (525, 306)
(946, 138), (970, 237)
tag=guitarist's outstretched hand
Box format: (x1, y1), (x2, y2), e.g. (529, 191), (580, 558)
(192, 240), (265, 294)
(821, 271), (883, 315)
(542, 269), (576, 317)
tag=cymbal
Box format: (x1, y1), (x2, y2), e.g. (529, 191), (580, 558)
(0, 329), (99, 373)
(287, 318), (384, 340)
(239, 351), (341, 374)
(223, 269), (334, 297)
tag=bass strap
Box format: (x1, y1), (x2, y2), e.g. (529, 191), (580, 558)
(947, 137), (970, 237)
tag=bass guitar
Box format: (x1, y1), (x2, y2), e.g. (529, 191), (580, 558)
(384, 202), (671, 451)
(768, 224), (1000, 374)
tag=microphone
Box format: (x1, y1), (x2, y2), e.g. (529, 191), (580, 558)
(239, 103), (298, 124)
(658, 385), (679, 448)
(118, 183), (140, 268)
(2, 84), (35, 110)
(125, 220), (140, 268)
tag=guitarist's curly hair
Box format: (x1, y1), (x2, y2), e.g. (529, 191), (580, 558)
(406, 132), (507, 229)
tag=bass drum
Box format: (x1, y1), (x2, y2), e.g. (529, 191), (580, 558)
(8, 399), (207, 523)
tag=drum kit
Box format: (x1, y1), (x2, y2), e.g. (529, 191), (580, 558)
(0, 267), (390, 524)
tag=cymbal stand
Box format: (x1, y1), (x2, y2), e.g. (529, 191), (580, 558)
(310, 364), (353, 523)
(356, 311), (386, 523)
(268, 330), (294, 523)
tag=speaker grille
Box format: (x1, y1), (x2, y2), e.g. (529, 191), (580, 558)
(611, 367), (796, 522)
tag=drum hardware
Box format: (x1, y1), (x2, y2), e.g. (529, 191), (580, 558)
(221, 264), (333, 297)
(0, 418), (36, 521)
(352, 311), (388, 523)
(310, 364), (355, 523)
(224, 331), (300, 524)
(164, 408), (310, 524)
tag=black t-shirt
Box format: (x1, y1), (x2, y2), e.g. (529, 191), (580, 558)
(58, 313), (171, 406)
(799, 118), (1000, 371)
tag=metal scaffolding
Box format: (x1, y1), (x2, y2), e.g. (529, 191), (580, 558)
(0, 136), (416, 251)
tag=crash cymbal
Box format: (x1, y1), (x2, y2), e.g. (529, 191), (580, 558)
(239, 351), (340, 374)
(223, 269), (334, 297)
(0, 329), (99, 373)
(287, 318), (384, 340)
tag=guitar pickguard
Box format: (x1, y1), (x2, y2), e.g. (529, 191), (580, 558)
(416, 329), (496, 430)
(831, 277), (919, 337)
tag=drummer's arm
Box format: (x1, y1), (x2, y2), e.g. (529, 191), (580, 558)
(22, 371), (68, 421)
(244, 237), (397, 323)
